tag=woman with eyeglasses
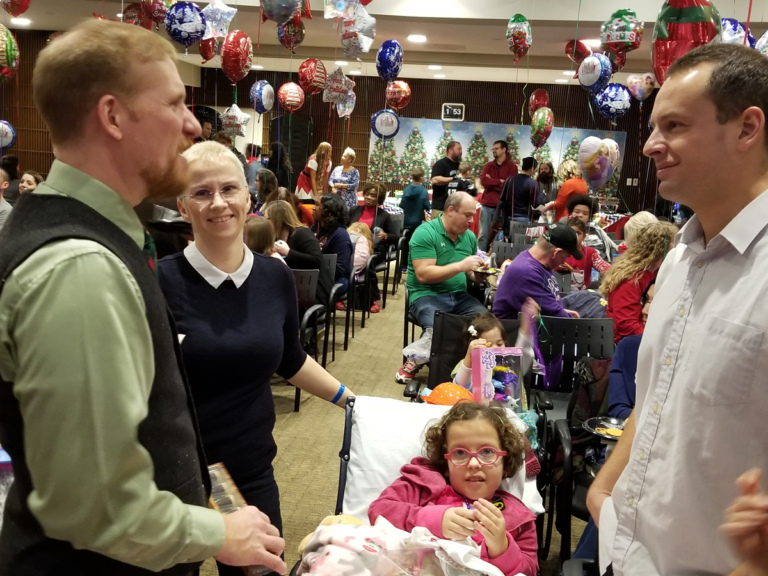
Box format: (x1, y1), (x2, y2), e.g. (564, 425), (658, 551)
(157, 142), (354, 576)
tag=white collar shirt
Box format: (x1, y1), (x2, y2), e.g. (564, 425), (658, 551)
(609, 190), (768, 576)
(183, 242), (253, 288)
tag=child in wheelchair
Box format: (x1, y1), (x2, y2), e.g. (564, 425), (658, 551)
(368, 401), (538, 576)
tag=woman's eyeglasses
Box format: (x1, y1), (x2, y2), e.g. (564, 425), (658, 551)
(444, 446), (507, 467)
(187, 187), (244, 204)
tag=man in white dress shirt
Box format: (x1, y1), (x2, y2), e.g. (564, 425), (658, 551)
(587, 43), (768, 576)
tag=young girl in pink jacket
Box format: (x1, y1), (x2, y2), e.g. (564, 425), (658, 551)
(368, 402), (538, 576)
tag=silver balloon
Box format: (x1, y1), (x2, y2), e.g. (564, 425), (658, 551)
(261, 0), (301, 26)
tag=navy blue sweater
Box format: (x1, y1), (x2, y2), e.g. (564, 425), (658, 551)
(158, 251), (306, 486)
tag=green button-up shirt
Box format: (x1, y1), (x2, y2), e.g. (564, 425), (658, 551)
(0, 161), (225, 571)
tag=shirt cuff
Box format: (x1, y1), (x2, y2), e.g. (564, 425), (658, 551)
(415, 505), (453, 539)
(175, 505), (227, 565)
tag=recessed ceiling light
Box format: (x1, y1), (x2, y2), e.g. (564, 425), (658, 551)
(349, 70), (362, 75)
(335, 61), (348, 66)
(428, 65), (442, 70)
(562, 70), (576, 76)
(582, 39), (603, 48)
(251, 64), (264, 70)
(407, 34), (427, 43)
(10, 17), (30, 26)
(116, 13), (123, 18)
(434, 74), (446, 79)
(555, 79), (569, 83)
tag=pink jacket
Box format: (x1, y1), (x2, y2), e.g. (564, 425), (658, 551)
(368, 457), (538, 576)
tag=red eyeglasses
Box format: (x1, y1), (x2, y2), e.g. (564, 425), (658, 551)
(444, 447), (507, 467)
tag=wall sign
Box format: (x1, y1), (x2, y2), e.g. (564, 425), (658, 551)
(441, 103), (465, 122)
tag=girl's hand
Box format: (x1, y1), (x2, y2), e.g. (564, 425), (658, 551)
(520, 298), (540, 335)
(274, 240), (290, 256)
(377, 229), (388, 241)
(473, 498), (508, 559)
(722, 469), (768, 576)
(464, 338), (489, 366)
(441, 507), (477, 540)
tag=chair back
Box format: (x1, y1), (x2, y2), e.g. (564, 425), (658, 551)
(536, 316), (614, 394)
(511, 221), (532, 235)
(514, 233), (536, 245)
(389, 213), (404, 237)
(607, 231), (618, 242)
(291, 269), (319, 314)
(554, 271), (572, 294)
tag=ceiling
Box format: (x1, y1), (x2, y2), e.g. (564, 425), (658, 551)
(10, 0), (768, 85)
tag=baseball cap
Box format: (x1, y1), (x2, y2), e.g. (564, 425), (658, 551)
(546, 222), (583, 260)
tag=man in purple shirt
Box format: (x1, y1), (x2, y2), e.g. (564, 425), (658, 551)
(492, 223), (582, 319)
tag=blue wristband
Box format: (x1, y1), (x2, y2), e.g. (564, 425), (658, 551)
(331, 383), (346, 404)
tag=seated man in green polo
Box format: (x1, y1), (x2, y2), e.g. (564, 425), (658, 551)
(396, 191), (487, 384)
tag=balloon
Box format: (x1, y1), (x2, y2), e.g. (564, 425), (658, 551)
(601, 9), (644, 55)
(261, 0), (301, 25)
(565, 39), (592, 71)
(250, 80), (275, 115)
(626, 73), (656, 102)
(199, 37), (217, 64)
(336, 90), (356, 118)
(323, 67), (355, 104)
(578, 53), (611, 93)
(0, 120), (15, 149)
(1, 0), (29, 17)
(578, 136), (619, 191)
(530, 107), (554, 149)
(506, 14), (532, 62)
(594, 83), (632, 121)
(0, 24), (19, 83)
(324, 0), (357, 19)
(278, 82), (305, 112)
(375, 39), (403, 83)
(385, 80), (411, 110)
(606, 50), (626, 73)
(298, 58), (328, 96)
(721, 18), (755, 48)
(221, 30), (252, 84)
(141, 0), (171, 28)
(123, 3), (150, 27)
(277, 20), (305, 51)
(652, 0), (722, 86)
(421, 382), (475, 405)
(219, 103), (250, 138)
(202, 0), (237, 40)
(165, 2), (207, 50)
(371, 109), (400, 140)
(757, 31), (768, 54)
(528, 88), (549, 117)
(340, 4), (376, 59)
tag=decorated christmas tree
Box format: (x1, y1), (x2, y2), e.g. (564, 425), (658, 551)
(397, 126), (431, 185)
(466, 129), (489, 177)
(597, 169), (620, 197)
(562, 137), (580, 163)
(431, 129), (454, 166)
(532, 141), (553, 166)
(368, 138), (400, 183)
(505, 131), (521, 165)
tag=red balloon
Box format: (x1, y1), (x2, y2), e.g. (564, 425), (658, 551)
(221, 30), (253, 84)
(528, 88), (549, 117)
(141, 0), (168, 25)
(608, 50), (626, 73)
(122, 3), (151, 28)
(565, 39), (592, 67)
(298, 58), (328, 96)
(200, 37), (217, 64)
(385, 80), (411, 110)
(278, 82), (305, 112)
(1, 0), (29, 17)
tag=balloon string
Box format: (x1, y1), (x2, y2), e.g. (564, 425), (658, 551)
(557, 0), (583, 162)
(257, 7), (262, 52)
(638, 101), (643, 211)
(744, 0), (754, 45)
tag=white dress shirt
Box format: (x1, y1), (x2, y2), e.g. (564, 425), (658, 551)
(607, 190), (768, 576)
(183, 242), (253, 288)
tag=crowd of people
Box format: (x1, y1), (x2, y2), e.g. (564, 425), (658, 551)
(0, 18), (766, 576)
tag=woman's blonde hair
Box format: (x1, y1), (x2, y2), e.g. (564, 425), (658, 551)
(622, 211), (659, 248)
(557, 159), (582, 183)
(600, 222), (678, 295)
(342, 147), (356, 163)
(263, 199), (305, 237)
(348, 222), (373, 254)
(313, 142), (332, 188)
(181, 141), (248, 191)
(244, 216), (276, 255)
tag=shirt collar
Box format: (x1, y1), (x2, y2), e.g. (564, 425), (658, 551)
(34, 159), (145, 249)
(678, 189), (768, 255)
(183, 242), (253, 288)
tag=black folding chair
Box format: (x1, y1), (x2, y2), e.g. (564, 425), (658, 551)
(554, 271), (573, 295)
(402, 285), (421, 361)
(374, 213), (403, 306)
(321, 254), (337, 365)
(291, 269), (325, 412)
(514, 233), (536, 246)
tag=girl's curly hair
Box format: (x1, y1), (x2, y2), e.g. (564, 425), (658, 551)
(423, 401), (526, 479)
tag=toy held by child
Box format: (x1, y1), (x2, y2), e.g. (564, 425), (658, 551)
(368, 401), (539, 576)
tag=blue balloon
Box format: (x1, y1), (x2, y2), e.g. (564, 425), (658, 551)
(165, 2), (207, 49)
(721, 18), (756, 48)
(250, 80), (275, 115)
(578, 53), (612, 93)
(0, 121), (15, 149)
(375, 40), (404, 83)
(371, 109), (400, 140)
(595, 83), (632, 121)
(261, 0), (302, 26)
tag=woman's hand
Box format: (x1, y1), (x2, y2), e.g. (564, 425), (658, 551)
(274, 240), (290, 256)
(464, 338), (489, 367)
(441, 507), (477, 540)
(377, 229), (388, 241)
(473, 498), (508, 559)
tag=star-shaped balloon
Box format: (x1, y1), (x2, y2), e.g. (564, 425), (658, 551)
(202, 0), (237, 40)
(323, 67), (355, 104)
(219, 103), (250, 138)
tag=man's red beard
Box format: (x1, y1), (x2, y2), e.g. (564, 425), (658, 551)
(141, 138), (194, 202)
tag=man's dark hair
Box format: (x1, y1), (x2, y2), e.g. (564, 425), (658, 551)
(268, 141), (292, 173)
(447, 141), (460, 153)
(245, 144), (261, 158)
(567, 194), (599, 218)
(213, 131), (232, 146)
(493, 140), (508, 151)
(1, 155), (18, 180)
(521, 156), (537, 172)
(668, 43), (768, 148)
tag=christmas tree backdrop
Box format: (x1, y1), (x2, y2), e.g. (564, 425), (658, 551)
(532, 142), (553, 166)
(597, 169), (620, 196)
(397, 126), (431, 185)
(368, 138), (400, 182)
(506, 131), (521, 165)
(431, 129), (455, 166)
(466, 129), (489, 177)
(562, 137), (580, 163)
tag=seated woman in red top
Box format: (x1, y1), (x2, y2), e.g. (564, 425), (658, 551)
(600, 221), (678, 342)
(562, 217), (611, 290)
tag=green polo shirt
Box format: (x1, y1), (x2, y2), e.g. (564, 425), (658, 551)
(406, 216), (477, 304)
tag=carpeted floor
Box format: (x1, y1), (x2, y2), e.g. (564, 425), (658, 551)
(202, 269), (583, 575)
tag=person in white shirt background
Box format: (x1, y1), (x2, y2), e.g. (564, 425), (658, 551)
(587, 42), (768, 576)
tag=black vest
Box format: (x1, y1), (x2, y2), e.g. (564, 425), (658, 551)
(0, 194), (210, 575)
